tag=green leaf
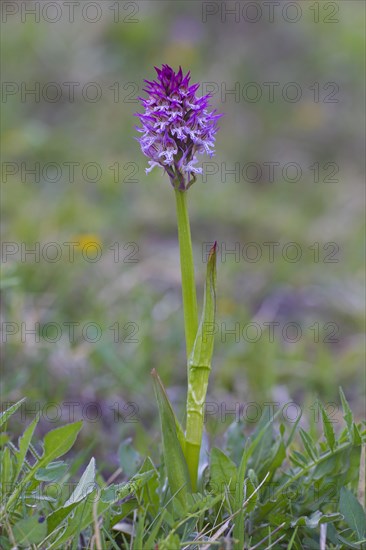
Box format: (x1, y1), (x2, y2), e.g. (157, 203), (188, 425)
(159, 532), (181, 550)
(14, 414), (40, 482)
(290, 511), (342, 528)
(336, 534), (366, 549)
(299, 428), (319, 461)
(143, 509), (167, 549)
(353, 424), (362, 445)
(233, 407), (282, 550)
(338, 388), (362, 445)
(1, 447), (14, 489)
(185, 241), (217, 489)
(47, 457), (96, 535)
(339, 387), (354, 437)
(64, 456), (96, 506)
(35, 461), (68, 482)
(290, 450), (308, 467)
(226, 419), (246, 465)
(151, 369), (191, 509)
(5, 421), (82, 515)
(318, 401), (336, 451)
(340, 487), (366, 540)
(49, 473), (153, 548)
(0, 398), (26, 429)
(118, 438), (141, 477)
(13, 516), (47, 545)
(286, 409), (303, 447)
(48, 499), (95, 548)
(210, 447), (237, 494)
(43, 421), (83, 465)
(137, 457), (159, 515)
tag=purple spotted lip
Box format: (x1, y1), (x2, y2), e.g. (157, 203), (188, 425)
(135, 65), (222, 190)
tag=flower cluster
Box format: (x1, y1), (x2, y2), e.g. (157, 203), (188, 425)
(136, 65), (222, 189)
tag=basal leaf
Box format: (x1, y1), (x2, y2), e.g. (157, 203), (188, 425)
(152, 369), (191, 509)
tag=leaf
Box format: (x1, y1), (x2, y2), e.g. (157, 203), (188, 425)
(290, 511), (342, 528)
(151, 369), (191, 509)
(185, 242), (217, 488)
(339, 387), (354, 437)
(47, 457), (96, 535)
(0, 398), (26, 428)
(340, 487), (366, 540)
(336, 534), (366, 549)
(48, 499), (95, 548)
(286, 408), (303, 447)
(14, 414), (40, 482)
(64, 457), (96, 506)
(13, 516), (47, 545)
(353, 424), (362, 445)
(233, 407), (282, 550)
(299, 428), (319, 461)
(48, 473), (154, 548)
(100, 472), (153, 505)
(226, 419), (246, 465)
(318, 401), (336, 451)
(338, 387), (361, 445)
(210, 447), (237, 495)
(35, 461), (68, 482)
(43, 421), (83, 465)
(159, 532), (181, 550)
(1, 447), (13, 489)
(118, 438), (141, 477)
(290, 450), (308, 467)
(188, 241), (217, 371)
(137, 456), (159, 515)
(5, 422), (83, 517)
(143, 509), (167, 549)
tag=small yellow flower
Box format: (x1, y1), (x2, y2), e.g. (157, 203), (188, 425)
(73, 234), (102, 251)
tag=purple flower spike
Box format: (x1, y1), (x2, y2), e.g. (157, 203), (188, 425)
(135, 65), (222, 190)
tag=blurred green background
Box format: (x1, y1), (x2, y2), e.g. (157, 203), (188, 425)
(1, 0), (365, 473)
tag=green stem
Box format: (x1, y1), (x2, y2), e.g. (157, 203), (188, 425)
(174, 189), (198, 360)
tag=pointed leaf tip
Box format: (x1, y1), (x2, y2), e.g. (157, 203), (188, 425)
(208, 241), (217, 262)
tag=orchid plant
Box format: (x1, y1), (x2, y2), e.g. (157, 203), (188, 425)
(136, 65), (222, 497)
(1, 64), (364, 550)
